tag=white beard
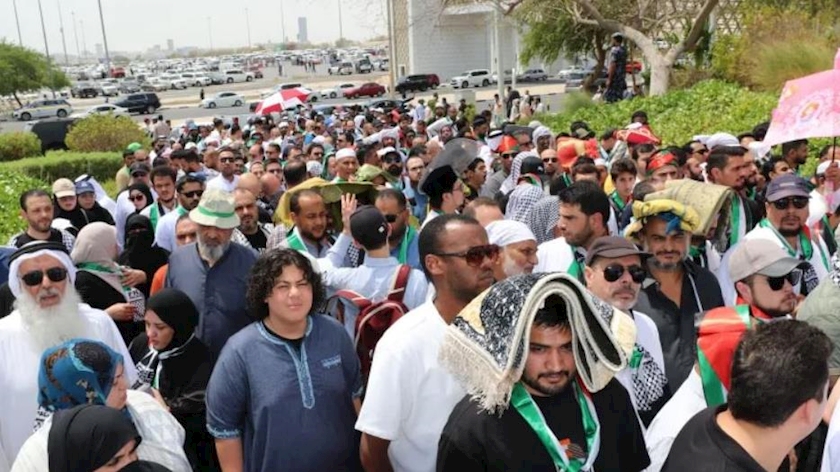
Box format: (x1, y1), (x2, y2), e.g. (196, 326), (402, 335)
(16, 286), (86, 355)
(198, 238), (229, 263)
(502, 253), (528, 277)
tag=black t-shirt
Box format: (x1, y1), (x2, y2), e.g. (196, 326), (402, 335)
(662, 405), (765, 472)
(244, 229), (268, 251)
(437, 378), (650, 472)
(12, 228), (65, 248)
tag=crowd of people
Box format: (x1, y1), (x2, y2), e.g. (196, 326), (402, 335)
(2, 88), (840, 472)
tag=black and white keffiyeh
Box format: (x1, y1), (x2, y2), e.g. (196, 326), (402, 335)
(527, 196), (560, 244)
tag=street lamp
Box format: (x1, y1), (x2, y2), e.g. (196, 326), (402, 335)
(245, 8), (252, 50)
(36, 0), (55, 97)
(97, 0), (112, 77)
(12, 0), (23, 46)
(338, 0), (344, 43)
(56, 0), (70, 66)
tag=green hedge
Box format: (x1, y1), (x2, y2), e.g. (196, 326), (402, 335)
(0, 170), (49, 242)
(0, 132), (42, 162)
(540, 80), (778, 146)
(0, 150), (122, 184)
(66, 115), (151, 153)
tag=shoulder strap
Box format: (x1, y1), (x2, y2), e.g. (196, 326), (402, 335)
(386, 265), (412, 304)
(333, 289), (372, 310)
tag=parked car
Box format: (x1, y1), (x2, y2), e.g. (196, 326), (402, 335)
(328, 61), (355, 75)
(24, 118), (78, 153)
(343, 82), (386, 99)
(491, 69), (513, 84)
(557, 66), (589, 83)
(71, 82), (98, 98)
(99, 82), (119, 97)
(356, 59), (374, 74)
(141, 80), (170, 92)
(450, 69), (492, 88)
(367, 98), (409, 114)
(320, 83), (356, 99)
(395, 74), (440, 96)
(207, 72), (226, 85)
(159, 74), (188, 90)
(201, 91), (246, 108)
(181, 72), (211, 87)
(246, 66), (264, 79)
(517, 68), (549, 82)
(14, 99), (73, 121)
(75, 104), (130, 118)
(118, 81), (141, 94)
(114, 92), (161, 114)
(223, 69), (254, 83)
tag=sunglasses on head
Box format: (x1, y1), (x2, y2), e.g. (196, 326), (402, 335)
(603, 264), (647, 283)
(129, 194), (146, 202)
(182, 190), (203, 199)
(21, 267), (68, 287)
(434, 244), (500, 267)
(771, 197), (808, 210)
(766, 270), (802, 291)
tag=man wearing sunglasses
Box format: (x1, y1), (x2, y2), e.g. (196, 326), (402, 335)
(584, 236), (668, 427)
(153, 173), (206, 253)
(481, 135), (518, 199)
(0, 242), (137, 467)
(375, 189), (421, 269)
(206, 147), (240, 193)
(379, 147), (404, 189)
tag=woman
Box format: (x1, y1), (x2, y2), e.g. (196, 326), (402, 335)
(11, 339), (192, 472)
(119, 215), (169, 298)
(52, 178), (89, 233)
(72, 222), (146, 345)
(127, 183), (154, 214)
(129, 289), (217, 471)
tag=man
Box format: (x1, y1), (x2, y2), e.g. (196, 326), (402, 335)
(782, 138), (809, 174)
(485, 219), (538, 280)
(662, 320), (830, 472)
(420, 165), (465, 228)
(231, 188), (273, 253)
(116, 144), (141, 192)
(436, 275), (650, 471)
(165, 189), (258, 360)
(357, 215), (496, 472)
(141, 165), (178, 230)
(706, 146), (759, 249)
(206, 147), (240, 193)
(481, 136), (518, 198)
(379, 147), (404, 186)
(732, 174), (831, 300)
(154, 173), (206, 252)
(322, 206), (428, 336)
(605, 32), (628, 103)
(282, 190), (353, 263)
(540, 148), (559, 179)
(375, 189), (421, 269)
(333, 148), (359, 183)
(0, 242), (136, 467)
(534, 181), (610, 280)
(584, 236), (669, 426)
(463, 197), (504, 228)
(609, 158), (637, 233)
(808, 160), (840, 256)
(8, 190), (76, 253)
(645, 151), (680, 190)
(463, 158), (487, 201)
(627, 199), (724, 391)
(402, 155), (428, 222)
(150, 213), (198, 295)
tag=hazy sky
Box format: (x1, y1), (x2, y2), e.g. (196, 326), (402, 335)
(2, 0), (388, 56)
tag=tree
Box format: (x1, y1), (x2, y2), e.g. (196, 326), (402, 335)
(0, 42), (70, 107)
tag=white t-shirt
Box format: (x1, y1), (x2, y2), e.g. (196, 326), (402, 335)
(643, 370), (706, 472)
(206, 174), (239, 193)
(534, 237), (577, 274)
(821, 393), (840, 472)
(355, 301), (466, 472)
(0, 304), (137, 470)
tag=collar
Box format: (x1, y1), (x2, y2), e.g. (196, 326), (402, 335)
(642, 259), (696, 289)
(257, 316), (314, 345)
(363, 256), (399, 268)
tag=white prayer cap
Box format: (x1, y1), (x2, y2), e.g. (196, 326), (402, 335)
(703, 132), (740, 151)
(486, 220), (536, 247)
(336, 148), (356, 161)
(312, 135), (326, 145)
(8, 242), (77, 299)
(278, 121), (290, 128)
(380, 127), (400, 141)
(307, 160), (324, 176)
(377, 146), (398, 157)
(593, 157), (607, 167)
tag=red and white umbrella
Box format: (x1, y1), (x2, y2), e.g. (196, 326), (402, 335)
(254, 87), (312, 115)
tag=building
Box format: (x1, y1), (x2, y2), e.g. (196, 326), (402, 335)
(297, 17), (308, 44)
(94, 43), (103, 58)
(167, 39), (174, 51)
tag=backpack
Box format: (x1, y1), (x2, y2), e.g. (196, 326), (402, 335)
(329, 264), (412, 378)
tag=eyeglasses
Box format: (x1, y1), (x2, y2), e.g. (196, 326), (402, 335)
(603, 264), (647, 283)
(384, 214), (398, 223)
(20, 267), (68, 287)
(543, 158), (558, 163)
(129, 194), (146, 202)
(433, 244), (500, 266)
(384, 156), (401, 164)
(771, 197), (809, 210)
(182, 190), (203, 199)
(501, 153), (516, 159)
(766, 270), (802, 291)
(220, 157), (235, 164)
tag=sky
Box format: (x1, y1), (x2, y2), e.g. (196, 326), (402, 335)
(2, 0), (388, 57)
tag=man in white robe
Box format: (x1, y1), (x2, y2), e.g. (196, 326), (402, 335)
(0, 241), (136, 471)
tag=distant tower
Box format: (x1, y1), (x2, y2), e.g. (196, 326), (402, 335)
(167, 39), (174, 51)
(297, 17), (308, 43)
(94, 43), (103, 57)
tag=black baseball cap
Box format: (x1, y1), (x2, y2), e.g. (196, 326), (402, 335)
(349, 206), (389, 250)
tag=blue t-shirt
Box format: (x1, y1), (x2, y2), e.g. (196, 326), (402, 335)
(206, 315), (363, 472)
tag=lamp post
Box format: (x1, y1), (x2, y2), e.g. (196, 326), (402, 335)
(245, 8), (252, 50)
(12, 0), (23, 46)
(72, 11), (81, 64)
(386, 0), (397, 98)
(338, 0), (344, 44)
(280, 1), (287, 44)
(81, 19), (88, 61)
(36, 0), (55, 97)
(96, 0), (112, 77)
(56, 0), (70, 66)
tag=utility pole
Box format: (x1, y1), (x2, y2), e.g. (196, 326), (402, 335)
(36, 0), (55, 97)
(494, 7), (504, 108)
(279, 1), (287, 45)
(207, 17), (213, 51)
(81, 19), (88, 61)
(96, 0), (112, 77)
(56, 0), (70, 66)
(72, 11), (81, 64)
(12, 0), (23, 46)
(337, 0), (344, 44)
(245, 8), (252, 49)
(386, 0), (397, 99)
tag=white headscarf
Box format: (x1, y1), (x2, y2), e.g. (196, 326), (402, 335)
(8, 246), (77, 299)
(486, 220), (536, 247)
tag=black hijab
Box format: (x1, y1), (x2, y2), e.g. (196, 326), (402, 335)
(53, 196), (89, 233)
(47, 404), (141, 472)
(147, 288), (200, 352)
(126, 183), (154, 214)
(119, 214), (169, 297)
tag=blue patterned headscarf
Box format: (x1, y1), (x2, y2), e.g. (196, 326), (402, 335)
(38, 339), (123, 412)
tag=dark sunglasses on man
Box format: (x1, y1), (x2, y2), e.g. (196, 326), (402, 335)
(20, 267), (68, 287)
(765, 269), (802, 291)
(602, 264), (647, 284)
(771, 197), (808, 210)
(433, 244), (500, 267)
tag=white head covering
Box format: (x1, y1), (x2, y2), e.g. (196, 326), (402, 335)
(8, 243), (77, 299)
(306, 160), (324, 176)
(486, 220), (536, 247)
(336, 148), (356, 161)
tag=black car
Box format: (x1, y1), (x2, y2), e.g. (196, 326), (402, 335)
(24, 118), (78, 153)
(395, 74), (440, 97)
(114, 93), (161, 114)
(367, 98), (410, 114)
(71, 82), (98, 98)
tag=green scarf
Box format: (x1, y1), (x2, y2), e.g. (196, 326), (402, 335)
(397, 225), (416, 265)
(758, 218), (829, 271)
(609, 191), (627, 211)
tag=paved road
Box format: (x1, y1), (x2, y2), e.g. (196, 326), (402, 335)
(1, 64), (569, 132)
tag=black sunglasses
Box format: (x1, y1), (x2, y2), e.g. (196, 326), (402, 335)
(129, 194), (146, 202)
(433, 244), (500, 267)
(384, 214), (398, 223)
(384, 156), (401, 164)
(220, 157), (235, 163)
(21, 267), (68, 287)
(543, 157), (558, 163)
(766, 270), (802, 291)
(182, 190), (203, 199)
(603, 264), (647, 283)
(771, 197), (808, 210)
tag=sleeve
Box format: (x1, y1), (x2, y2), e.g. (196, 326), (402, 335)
(129, 393), (192, 472)
(615, 383), (651, 472)
(435, 407), (487, 472)
(325, 233), (353, 269)
(436, 430), (487, 472)
(166, 359), (213, 421)
(206, 345), (249, 439)
(0, 436), (10, 472)
(150, 266), (167, 296)
(355, 332), (415, 440)
(643, 432), (676, 472)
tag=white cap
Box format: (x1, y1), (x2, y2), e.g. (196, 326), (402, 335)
(486, 220), (536, 246)
(185, 142), (197, 150)
(377, 146), (398, 157)
(704, 132), (740, 151)
(336, 148), (356, 161)
(278, 121), (290, 128)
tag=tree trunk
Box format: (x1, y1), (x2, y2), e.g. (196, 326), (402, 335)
(12, 92), (22, 108)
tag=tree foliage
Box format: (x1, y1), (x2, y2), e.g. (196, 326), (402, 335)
(0, 42), (70, 106)
(66, 115), (150, 153)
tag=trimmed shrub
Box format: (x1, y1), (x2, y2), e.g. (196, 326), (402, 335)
(0, 132), (42, 162)
(0, 170), (49, 242)
(65, 114), (150, 153)
(0, 150), (122, 183)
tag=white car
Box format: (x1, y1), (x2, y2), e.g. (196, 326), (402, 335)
(223, 69), (254, 84)
(180, 72), (211, 87)
(76, 104), (130, 118)
(159, 74), (188, 90)
(450, 69), (492, 88)
(99, 82), (119, 97)
(13, 99), (73, 121)
(260, 82), (304, 98)
(320, 83), (356, 99)
(201, 91), (245, 108)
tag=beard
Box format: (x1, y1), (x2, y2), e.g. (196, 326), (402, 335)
(198, 233), (230, 263)
(17, 286), (85, 355)
(521, 367), (572, 396)
(502, 253), (528, 277)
